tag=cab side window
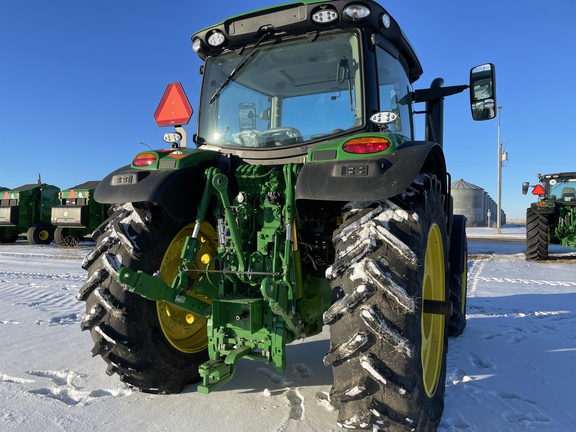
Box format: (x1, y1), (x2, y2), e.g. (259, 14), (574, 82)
(376, 46), (413, 140)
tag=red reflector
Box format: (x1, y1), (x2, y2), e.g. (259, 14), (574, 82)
(154, 82), (193, 127)
(532, 184), (546, 196)
(133, 153), (157, 167)
(343, 137), (391, 154)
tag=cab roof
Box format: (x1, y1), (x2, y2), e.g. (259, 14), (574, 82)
(192, 0), (423, 83)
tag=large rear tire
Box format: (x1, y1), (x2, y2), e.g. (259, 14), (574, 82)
(78, 203), (217, 393)
(526, 208), (548, 261)
(324, 174), (449, 431)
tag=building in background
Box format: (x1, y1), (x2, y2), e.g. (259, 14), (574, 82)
(451, 179), (506, 226)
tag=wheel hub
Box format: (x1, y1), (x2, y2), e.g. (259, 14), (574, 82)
(157, 222), (218, 353)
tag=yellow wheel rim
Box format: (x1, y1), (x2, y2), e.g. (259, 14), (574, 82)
(39, 230), (49, 241)
(421, 223), (446, 397)
(156, 222), (218, 353)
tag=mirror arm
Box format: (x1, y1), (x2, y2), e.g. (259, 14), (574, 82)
(413, 84), (469, 103)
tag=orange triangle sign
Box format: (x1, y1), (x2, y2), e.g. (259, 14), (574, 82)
(154, 82), (193, 127)
(532, 184), (546, 195)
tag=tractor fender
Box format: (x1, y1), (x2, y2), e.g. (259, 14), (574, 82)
(94, 164), (210, 220)
(529, 202), (556, 215)
(295, 141), (446, 219)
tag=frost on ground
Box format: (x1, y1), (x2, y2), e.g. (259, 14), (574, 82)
(1, 227), (576, 432)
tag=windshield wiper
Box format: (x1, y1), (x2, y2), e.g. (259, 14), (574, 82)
(209, 30), (273, 104)
(209, 49), (260, 104)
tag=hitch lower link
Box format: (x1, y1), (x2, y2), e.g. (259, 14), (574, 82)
(118, 266), (247, 393)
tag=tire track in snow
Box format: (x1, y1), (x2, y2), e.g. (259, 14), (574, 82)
(0, 270), (84, 323)
(0, 270), (85, 282)
(467, 257), (576, 292)
(474, 276), (576, 287)
(0, 251), (69, 260)
(467, 258), (487, 297)
(7, 289), (82, 322)
(0, 250), (87, 261)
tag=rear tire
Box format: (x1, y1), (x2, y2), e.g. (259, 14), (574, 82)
(324, 174), (449, 431)
(526, 208), (548, 261)
(448, 215), (467, 337)
(78, 203), (216, 393)
(27, 224), (54, 245)
(0, 227), (18, 243)
(54, 227), (80, 246)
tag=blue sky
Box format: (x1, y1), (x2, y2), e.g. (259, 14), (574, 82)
(1, 0), (574, 220)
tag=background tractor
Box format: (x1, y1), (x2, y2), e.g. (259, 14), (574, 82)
(51, 181), (109, 245)
(523, 172), (576, 261)
(78, 1), (496, 430)
(0, 180), (60, 245)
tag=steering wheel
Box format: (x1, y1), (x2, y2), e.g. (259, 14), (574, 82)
(260, 127), (303, 145)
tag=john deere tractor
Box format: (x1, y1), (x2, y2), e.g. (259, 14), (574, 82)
(523, 172), (576, 261)
(79, 1), (496, 430)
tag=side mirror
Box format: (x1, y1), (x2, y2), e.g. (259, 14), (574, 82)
(522, 182), (530, 195)
(470, 63), (496, 121)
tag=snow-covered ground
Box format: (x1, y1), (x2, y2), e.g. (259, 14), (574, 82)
(1, 226), (575, 431)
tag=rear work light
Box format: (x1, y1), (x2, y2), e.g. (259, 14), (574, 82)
(312, 8), (338, 24)
(344, 4), (371, 20)
(207, 30), (225, 47)
(133, 152), (158, 167)
(343, 137), (391, 154)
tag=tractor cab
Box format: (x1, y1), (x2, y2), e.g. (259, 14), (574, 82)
(190, 0), (495, 164)
(523, 172), (576, 205)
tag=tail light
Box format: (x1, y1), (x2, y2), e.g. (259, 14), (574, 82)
(133, 152), (158, 167)
(343, 137), (391, 154)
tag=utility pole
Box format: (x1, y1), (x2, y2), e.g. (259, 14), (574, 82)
(496, 105), (503, 234)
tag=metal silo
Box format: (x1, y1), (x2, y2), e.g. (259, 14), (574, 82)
(452, 179), (487, 226)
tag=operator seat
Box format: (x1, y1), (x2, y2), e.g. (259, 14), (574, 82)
(561, 187), (575, 201)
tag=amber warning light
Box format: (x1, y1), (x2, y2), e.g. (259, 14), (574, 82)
(154, 82), (193, 127)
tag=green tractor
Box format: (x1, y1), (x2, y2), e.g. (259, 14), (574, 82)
(0, 181), (60, 244)
(79, 1), (496, 430)
(51, 181), (109, 245)
(522, 172), (576, 261)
